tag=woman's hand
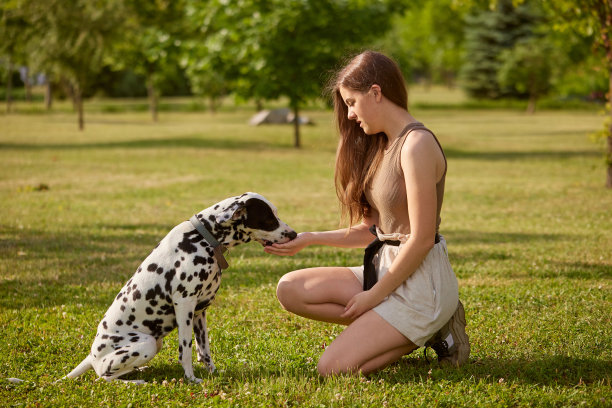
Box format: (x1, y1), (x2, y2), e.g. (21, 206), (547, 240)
(263, 232), (312, 256)
(340, 290), (384, 320)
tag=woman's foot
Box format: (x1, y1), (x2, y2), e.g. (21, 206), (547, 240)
(425, 300), (470, 367)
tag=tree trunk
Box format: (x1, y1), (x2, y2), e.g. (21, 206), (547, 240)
(74, 84), (84, 131)
(23, 67), (32, 102)
(293, 105), (301, 148)
(45, 80), (53, 110)
(6, 59), (13, 113)
(607, 65), (612, 188)
(526, 94), (536, 114)
(146, 78), (158, 122)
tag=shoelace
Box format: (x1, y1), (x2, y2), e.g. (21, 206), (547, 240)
(424, 339), (450, 363)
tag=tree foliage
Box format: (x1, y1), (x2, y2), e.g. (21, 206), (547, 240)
(110, 0), (189, 121)
(378, 0), (465, 87)
(184, 0), (401, 147)
(498, 37), (554, 113)
(23, 0), (126, 129)
(460, 0), (541, 99)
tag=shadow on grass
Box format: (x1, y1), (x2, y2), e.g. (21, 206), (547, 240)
(443, 229), (566, 245)
(75, 353), (612, 389)
(1, 226), (608, 310)
(444, 147), (600, 161)
(386, 354), (612, 388)
(0, 224), (292, 310)
(0, 136), (292, 151)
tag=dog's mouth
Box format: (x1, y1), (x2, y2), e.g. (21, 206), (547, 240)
(256, 238), (274, 247)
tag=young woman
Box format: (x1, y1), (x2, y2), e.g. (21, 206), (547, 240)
(265, 50), (469, 376)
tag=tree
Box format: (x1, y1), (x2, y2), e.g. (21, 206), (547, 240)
(185, 0), (401, 147)
(110, 0), (189, 122)
(0, 0), (30, 113)
(460, 0), (540, 99)
(544, 0), (612, 187)
(378, 0), (466, 88)
(497, 38), (554, 113)
(24, 0), (125, 130)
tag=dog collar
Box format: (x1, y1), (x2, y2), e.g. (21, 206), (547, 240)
(189, 215), (229, 270)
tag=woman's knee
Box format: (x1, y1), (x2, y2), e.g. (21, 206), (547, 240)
(316, 351), (355, 377)
(276, 272), (300, 311)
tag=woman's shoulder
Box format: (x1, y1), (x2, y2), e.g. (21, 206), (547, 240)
(400, 127), (438, 155)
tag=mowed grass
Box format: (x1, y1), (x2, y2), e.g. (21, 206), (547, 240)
(0, 91), (611, 407)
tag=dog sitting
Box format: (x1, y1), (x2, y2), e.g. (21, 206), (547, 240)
(63, 192), (296, 383)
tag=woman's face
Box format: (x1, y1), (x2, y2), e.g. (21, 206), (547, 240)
(339, 85), (381, 135)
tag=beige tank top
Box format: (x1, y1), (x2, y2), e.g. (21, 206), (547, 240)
(365, 122), (446, 236)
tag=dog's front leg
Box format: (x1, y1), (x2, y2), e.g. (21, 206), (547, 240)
(174, 299), (202, 383)
(193, 311), (215, 373)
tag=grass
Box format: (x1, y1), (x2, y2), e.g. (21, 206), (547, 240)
(0, 90), (611, 407)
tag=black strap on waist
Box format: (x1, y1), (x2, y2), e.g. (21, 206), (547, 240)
(363, 225), (400, 291)
(362, 225), (441, 291)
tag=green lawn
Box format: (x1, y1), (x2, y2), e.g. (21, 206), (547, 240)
(0, 94), (611, 407)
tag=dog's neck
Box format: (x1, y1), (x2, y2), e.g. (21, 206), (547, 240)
(195, 211), (248, 248)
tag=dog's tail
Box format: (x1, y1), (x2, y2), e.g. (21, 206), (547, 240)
(64, 355), (93, 379)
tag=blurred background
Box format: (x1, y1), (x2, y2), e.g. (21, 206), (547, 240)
(2, 0), (611, 182)
(1, 0), (607, 115)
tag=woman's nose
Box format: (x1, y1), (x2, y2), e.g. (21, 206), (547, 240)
(347, 108), (356, 120)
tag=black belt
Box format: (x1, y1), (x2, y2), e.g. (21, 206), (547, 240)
(362, 225), (440, 291)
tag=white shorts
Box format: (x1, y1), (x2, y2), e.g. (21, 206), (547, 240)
(348, 230), (458, 347)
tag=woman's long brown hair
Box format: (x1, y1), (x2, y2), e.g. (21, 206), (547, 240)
(327, 51), (408, 227)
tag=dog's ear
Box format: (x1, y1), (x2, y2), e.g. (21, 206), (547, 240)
(215, 201), (247, 224)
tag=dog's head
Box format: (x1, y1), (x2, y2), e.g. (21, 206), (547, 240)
(206, 192), (297, 247)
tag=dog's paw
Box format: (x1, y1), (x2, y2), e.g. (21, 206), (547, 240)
(185, 375), (203, 384)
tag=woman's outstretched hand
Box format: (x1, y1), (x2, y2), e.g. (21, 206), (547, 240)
(264, 232), (312, 256)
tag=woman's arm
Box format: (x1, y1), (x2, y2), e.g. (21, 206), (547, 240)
(264, 212), (379, 256)
(342, 130), (444, 319)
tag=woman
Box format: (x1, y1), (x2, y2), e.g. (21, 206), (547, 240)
(265, 50), (469, 376)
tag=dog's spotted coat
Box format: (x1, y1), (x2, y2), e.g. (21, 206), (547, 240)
(64, 193), (296, 383)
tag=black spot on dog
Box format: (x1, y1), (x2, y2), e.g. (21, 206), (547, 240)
(146, 307), (154, 315)
(193, 256), (207, 266)
(147, 263), (158, 272)
(178, 232), (199, 254)
(243, 198), (280, 231)
(164, 270), (176, 292)
(116, 320), (123, 326)
(133, 290), (141, 300)
(103, 321), (108, 330)
(175, 260), (181, 268)
(97, 344), (106, 352)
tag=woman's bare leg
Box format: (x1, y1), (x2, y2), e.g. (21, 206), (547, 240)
(276, 266), (417, 375)
(317, 310), (418, 376)
(276, 267), (362, 325)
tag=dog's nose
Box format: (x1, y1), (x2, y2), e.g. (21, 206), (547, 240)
(287, 230), (298, 240)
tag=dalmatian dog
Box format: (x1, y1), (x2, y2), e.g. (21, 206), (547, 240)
(63, 192), (296, 383)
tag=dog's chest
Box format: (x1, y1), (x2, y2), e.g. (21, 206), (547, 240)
(99, 227), (222, 338)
